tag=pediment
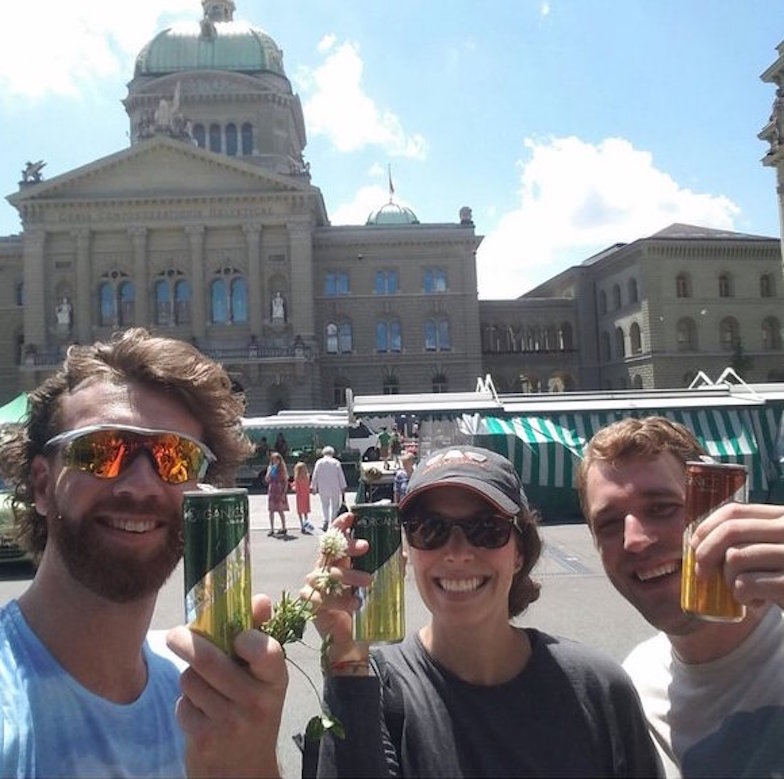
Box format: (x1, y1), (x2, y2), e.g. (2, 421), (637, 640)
(9, 137), (308, 206)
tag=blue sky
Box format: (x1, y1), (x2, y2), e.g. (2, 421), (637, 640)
(0, 1), (781, 298)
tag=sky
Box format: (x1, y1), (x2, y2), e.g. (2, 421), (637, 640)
(0, 1), (782, 299)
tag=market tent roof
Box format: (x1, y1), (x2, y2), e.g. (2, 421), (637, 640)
(0, 393), (27, 425)
(476, 406), (779, 494)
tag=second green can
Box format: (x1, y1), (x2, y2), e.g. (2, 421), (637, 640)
(351, 502), (405, 643)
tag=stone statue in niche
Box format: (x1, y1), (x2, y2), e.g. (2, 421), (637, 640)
(271, 291), (286, 322)
(56, 296), (73, 329)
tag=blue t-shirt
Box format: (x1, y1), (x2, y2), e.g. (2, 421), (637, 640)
(0, 599), (185, 778)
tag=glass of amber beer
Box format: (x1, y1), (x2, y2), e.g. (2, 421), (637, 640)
(680, 461), (748, 622)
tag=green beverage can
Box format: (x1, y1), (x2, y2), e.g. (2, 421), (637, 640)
(351, 502), (405, 643)
(183, 487), (252, 655)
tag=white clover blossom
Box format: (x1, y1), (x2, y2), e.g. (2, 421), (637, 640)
(319, 527), (349, 561)
(315, 570), (346, 596)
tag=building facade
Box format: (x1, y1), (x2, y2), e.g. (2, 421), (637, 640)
(0, 4), (782, 412)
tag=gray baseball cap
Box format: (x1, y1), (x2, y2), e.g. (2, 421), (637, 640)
(399, 445), (528, 516)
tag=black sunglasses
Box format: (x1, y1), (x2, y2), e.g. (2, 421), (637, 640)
(402, 513), (517, 551)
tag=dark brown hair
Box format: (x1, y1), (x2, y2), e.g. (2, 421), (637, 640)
(0, 328), (254, 558)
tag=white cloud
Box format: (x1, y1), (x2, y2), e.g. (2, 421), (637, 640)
(476, 135), (740, 299)
(0, 0), (194, 102)
(300, 38), (428, 158)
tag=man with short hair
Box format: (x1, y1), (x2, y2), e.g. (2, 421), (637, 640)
(311, 445), (347, 531)
(0, 328), (287, 777)
(577, 415), (784, 777)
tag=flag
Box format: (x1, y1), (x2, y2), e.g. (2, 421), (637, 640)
(388, 164), (394, 198)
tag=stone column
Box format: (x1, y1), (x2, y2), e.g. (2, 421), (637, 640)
(129, 226), (148, 324)
(22, 229), (46, 348)
(287, 220), (314, 336)
(186, 225), (206, 341)
(244, 224), (262, 335)
(73, 228), (92, 344)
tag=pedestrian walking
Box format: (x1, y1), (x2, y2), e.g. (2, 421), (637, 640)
(310, 445), (347, 531)
(293, 460), (314, 534)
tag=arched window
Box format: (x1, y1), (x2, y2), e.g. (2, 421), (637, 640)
(719, 317), (740, 351)
(192, 124), (206, 148)
(425, 317), (451, 351)
(614, 327), (625, 359)
(762, 317), (782, 350)
(376, 319), (402, 353)
(632, 374), (644, 389)
(718, 273), (733, 298)
(174, 280), (191, 324)
(210, 279), (228, 323)
(241, 122), (253, 155)
(230, 277), (248, 323)
(326, 321), (353, 354)
(761, 273), (775, 298)
(676, 317), (697, 351)
(630, 322), (642, 354)
(374, 270), (398, 294)
(226, 123), (238, 156)
(118, 282), (135, 326)
(155, 280), (171, 325)
(599, 290), (607, 315)
(332, 378), (349, 407)
(612, 284), (622, 310)
(628, 278), (639, 303)
(209, 123), (221, 152)
(210, 269), (247, 324)
(100, 282), (115, 326)
(676, 274), (691, 298)
(559, 322), (573, 350)
(382, 375), (399, 395)
(432, 373), (448, 393)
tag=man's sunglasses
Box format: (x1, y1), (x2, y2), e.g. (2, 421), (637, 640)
(402, 513), (518, 551)
(44, 424), (216, 485)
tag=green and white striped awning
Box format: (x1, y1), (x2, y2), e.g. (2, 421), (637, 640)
(476, 406), (780, 494)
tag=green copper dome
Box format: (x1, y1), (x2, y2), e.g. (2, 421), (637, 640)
(134, 19), (285, 77)
(366, 202), (420, 226)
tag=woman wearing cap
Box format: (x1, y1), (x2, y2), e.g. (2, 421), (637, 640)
(303, 445), (661, 778)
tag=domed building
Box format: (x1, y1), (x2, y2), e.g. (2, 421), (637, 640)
(0, 0), (484, 412)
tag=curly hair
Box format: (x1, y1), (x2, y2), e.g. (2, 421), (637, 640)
(0, 328), (255, 558)
(576, 415), (706, 517)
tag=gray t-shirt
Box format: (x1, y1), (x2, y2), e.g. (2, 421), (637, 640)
(318, 629), (661, 778)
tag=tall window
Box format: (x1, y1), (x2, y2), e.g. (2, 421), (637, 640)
(15, 282), (23, 307)
(432, 373), (448, 393)
(154, 271), (191, 326)
(630, 322), (642, 354)
(628, 278), (639, 303)
(382, 375), (399, 395)
(376, 319), (401, 353)
(614, 327), (625, 359)
(241, 123), (253, 155)
(99, 272), (134, 327)
(559, 322), (573, 350)
(761, 273), (775, 298)
(332, 378), (349, 406)
(425, 317), (451, 351)
(192, 124), (206, 148)
(718, 273), (732, 298)
(612, 284), (622, 310)
(676, 317), (697, 351)
(719, 317), (740, 351)
(226, 123), (238, 155)
(209, 123), (221, 152)
(325, 272), (349, 296)
(325, 321), (352, 354)
(374, 270), (398, 294)
(210, 269), (247, 324)
(676, 274), (691, 298)
(762, 317), (782, 350)
(424, 268), (447, 293)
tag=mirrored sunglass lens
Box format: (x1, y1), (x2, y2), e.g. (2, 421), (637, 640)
(406, 516), (450, 549)
(151, 436), (203, 484)
(68, 432), (126, 477)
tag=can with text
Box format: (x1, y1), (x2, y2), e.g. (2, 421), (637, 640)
(680, 461), (747, 622)
(183, 487), (252, 654)
(351, 503), (405, 643)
